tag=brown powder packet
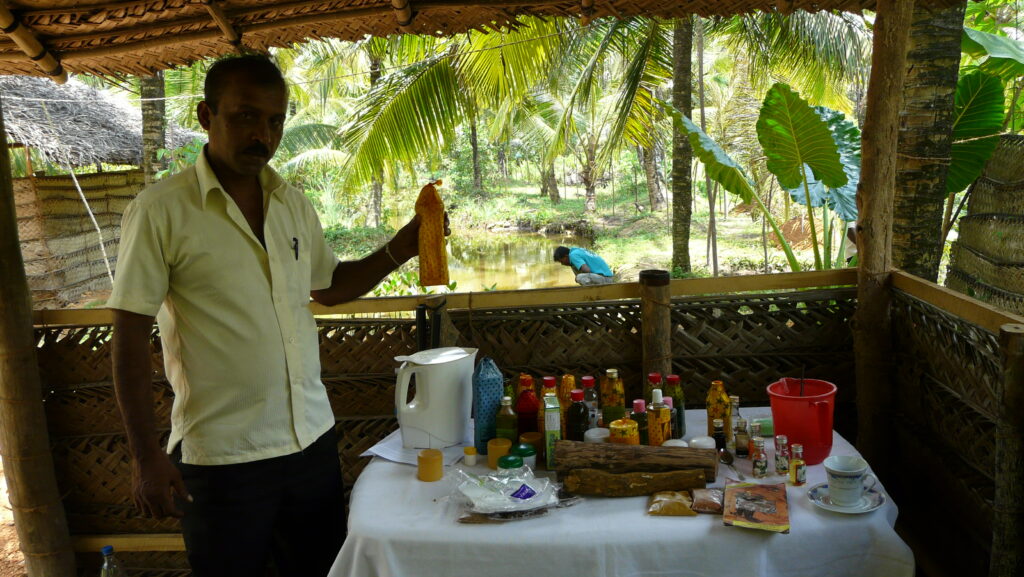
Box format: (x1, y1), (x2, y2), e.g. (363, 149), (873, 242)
(690, 488), (724, 514)
(647, 491), (697, 516)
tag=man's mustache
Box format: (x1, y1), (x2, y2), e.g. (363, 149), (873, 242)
(243, 144), (270, 157)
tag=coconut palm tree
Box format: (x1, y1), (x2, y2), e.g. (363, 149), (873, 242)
(891, 3), (967, 281)
(672, 16), (695, 274)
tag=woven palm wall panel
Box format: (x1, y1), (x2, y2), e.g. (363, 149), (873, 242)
(948, 135), (1024, 313)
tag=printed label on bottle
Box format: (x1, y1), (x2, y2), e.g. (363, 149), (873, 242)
(753, 458), (768, 478)
(795, 464), (806, 485)
(775, 454), (789, 474)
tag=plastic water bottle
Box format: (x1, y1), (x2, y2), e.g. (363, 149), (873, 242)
(100, 545), (124, 577)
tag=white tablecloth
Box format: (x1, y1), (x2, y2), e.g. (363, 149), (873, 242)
(330, 409), (913, 577)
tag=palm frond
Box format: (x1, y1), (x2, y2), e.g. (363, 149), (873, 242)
(338, 55), (467, 188)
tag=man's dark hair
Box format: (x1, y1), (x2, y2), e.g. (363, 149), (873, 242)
(204, 54), (286, 113)
(553, 246), (570, 261)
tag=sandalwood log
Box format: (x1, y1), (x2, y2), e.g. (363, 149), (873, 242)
(562, 468), (707, 497)
(553, 440), (718, 481)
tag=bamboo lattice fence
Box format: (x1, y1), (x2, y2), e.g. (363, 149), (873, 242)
(35, 272), (857, 575)
(28, 269), (1024, 576)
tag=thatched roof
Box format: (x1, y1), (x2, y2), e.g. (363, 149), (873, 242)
(0, 75), (200, 167)
(0, 0), (968, 82)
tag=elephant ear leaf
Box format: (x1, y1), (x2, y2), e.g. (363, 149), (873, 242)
(814, 106), (860, 223)
(757, 83), (847, 191)
(947, 70), (1005, 193)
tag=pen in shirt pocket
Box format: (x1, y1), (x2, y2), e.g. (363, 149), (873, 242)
(292, 237), (299, 260)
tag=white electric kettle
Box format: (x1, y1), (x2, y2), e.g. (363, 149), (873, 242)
(395, 347), (478, 449)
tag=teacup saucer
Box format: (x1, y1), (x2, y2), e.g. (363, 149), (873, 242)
(807, 483), (886, 514)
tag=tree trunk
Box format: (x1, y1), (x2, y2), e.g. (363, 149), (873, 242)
(369, 54), (384, 228)
(583, 140), (597, 212)
(696, 17), (717, 276)
(140, 72), (166, 186)
(891, 2), (965, 281)
(0, 93), (77, 576)
(543, 163), (560, 204)
(470, 118), (483, 195)
(638, 144), (665, 211)
(854, 0), (914, 477)
(672, 16), (694, 275)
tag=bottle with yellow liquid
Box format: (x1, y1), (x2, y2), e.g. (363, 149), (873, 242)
(705, 380), (731, 437)
(600, 368), (626, 426)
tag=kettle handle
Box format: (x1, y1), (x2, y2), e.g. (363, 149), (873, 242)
(395, 363), (422, 413)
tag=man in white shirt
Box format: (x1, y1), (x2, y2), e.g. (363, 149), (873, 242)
(108, 55), (436, 577)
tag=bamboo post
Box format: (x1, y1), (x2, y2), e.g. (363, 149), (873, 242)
(853, 0), (914, 476)
(640, 269), (672, 379)
(992, 324), (1024, 577)
(0, 92), (76, 574)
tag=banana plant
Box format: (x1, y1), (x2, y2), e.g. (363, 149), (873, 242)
(659, 98), (802, 272)
(756, 83), (848, 270)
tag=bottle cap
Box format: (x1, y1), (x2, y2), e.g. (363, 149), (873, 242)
(753, 436), (766, 447)
(791, 443), (803, 453)
(581, 375), (595, 388)
(498, 454), (524, 469)
(651, 389), (663, 404)
(632, 399), (646, 413)
(464, 446), (477, 455)
(647, 372), (662, 384)
(606, 368), (619, 378)
(500, 395), (512, 404)
(663, 396), (673, 409)
(519, 373), (533, 386)
(666, 374), (680, 384)
(102, 545), (114, 556)
(713, 418), (724, 428)
(775, 434), (788, 445)
(510, 443), (537, 457)
(729, 394), (740, 403)
(571, 389), (584, 402)
(735, 418), (747, 427)
(542, 376), (557, 389)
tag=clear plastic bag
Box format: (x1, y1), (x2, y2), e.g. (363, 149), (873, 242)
(453, 466), (559, 514)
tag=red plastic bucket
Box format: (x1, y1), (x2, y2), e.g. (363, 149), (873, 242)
(767, 378), (836, 465)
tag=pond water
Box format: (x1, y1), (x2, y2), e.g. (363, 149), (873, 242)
(446, 231), (590, 292)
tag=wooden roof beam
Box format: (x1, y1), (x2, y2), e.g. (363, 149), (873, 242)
(0, 2), (65, 83)
(202, 0), (243, 51)
(580, 0), (595, 26)
(391, 0), (416, 33)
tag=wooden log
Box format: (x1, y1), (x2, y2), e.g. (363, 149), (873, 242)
(553, 440), (718, 481)
(992, 324), (1024, 577)
(853, 0), (914, 477)
(640, 269), (672, 380)
(562, 468), (706, 497)
(0, 90), (76, 574)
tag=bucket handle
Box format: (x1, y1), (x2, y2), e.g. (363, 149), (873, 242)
(396, 363), (424, 413)
(815, 400), (831, 443)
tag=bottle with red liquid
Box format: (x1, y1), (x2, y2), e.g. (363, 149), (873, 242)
(565, 389), (590, 441)
(515, 373), (539, 434)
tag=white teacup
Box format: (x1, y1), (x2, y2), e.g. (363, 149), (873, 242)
(823, 455), (877, 507)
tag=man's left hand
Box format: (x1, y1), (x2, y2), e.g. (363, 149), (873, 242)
(389, 213), (451, 263)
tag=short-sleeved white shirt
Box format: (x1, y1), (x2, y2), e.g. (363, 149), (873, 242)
(107, 150), (340, 465)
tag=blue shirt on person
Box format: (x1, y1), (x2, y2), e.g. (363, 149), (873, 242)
(568, 247), (613, 277)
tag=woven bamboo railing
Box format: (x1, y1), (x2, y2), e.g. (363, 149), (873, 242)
(27, 268), (1024, 576)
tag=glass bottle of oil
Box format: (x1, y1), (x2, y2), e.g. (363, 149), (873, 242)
(705, 380), (731, 437)
(495, 396), (518, 442)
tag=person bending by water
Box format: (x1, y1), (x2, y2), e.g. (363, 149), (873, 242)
(554, 245), (615, 285)
(109, 54), (447, 577)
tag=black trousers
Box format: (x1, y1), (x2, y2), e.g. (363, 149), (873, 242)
(173, 428), (346, 577)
